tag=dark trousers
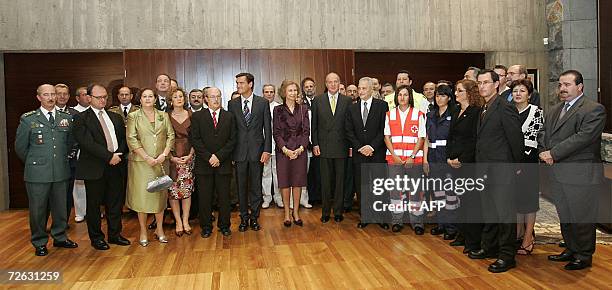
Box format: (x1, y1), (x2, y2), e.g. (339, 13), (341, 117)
(320, 157), (345, 217)
(456, 189), (483, 251)
(550, 181), (597, 260)
(235, 160), (263, 220)
(344, 157), (355, 209)
(480, 183), (517, 261)
(198, 173), (231, 230)
(189, 174), (199, 219)
(83, 166), (125, 241)
(66, 165), (76, 219)
(26, 181), (68, 247)
(307, 156), (322, 203)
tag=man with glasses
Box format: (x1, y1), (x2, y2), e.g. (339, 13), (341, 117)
(493, 65), (509, 96)
(15, 84), (79, 256)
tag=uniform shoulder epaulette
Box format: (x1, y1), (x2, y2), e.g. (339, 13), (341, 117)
(21, 110), (37, 118)
(109, 105), (120, 109)
(57, 110), (70, 115)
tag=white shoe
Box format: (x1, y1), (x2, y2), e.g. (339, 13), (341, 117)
(274, 199), (284, 208)
(262, 200), (271, 209)
(75, 216), (85, 223)
(300, 201), (313, 209)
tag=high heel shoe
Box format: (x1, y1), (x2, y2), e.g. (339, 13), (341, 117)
(517, 230), (536, 255)
(175, 230), (184, 237)
(139, 239), (149, 247)
(184, 229), (193, 235)
(292, 212), (303, 227)
(155, 233), (169, 243)
(283, 220), (292, 227)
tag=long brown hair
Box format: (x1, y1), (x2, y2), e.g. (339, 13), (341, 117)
(456, 79), (483, 107)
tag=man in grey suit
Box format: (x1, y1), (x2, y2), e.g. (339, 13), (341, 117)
(539, 70), (606, 271)
(228, 72), (272, 232)
(311, 72), (352, 223)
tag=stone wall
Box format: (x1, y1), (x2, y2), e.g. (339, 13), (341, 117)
(603, 133), (612, 163)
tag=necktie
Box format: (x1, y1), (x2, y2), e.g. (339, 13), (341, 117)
(362, 102), (369, 126)
(557, 102), (570, 121)
(160, 98), (166, 110)
(212, 111), (217, 128)
(123, 106), (128, 118)
(243, 99), (251, 126)
(48, 112), (55, 124)
(98, 111), (115, 152)
(480, 104), (488, 123)
(330, 95), (336, 115)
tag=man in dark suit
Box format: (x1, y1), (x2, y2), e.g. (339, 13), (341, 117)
(15, 84), (79, 256)
(190, 87), (236, 238)
(345, 77), (389, 228)
(54, 84), (81, 222)
(155, 73), (172, 112)
(311, 72), (352, 223)
(468, 70), (524, 273)
(73, 84), (130, 250)
(228, 72), (272, 232)
(539, 70), (606, 270)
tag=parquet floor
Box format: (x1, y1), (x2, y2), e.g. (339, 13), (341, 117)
(1, 207), (611, 289)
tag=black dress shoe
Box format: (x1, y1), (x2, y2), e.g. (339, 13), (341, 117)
(201, 229), (212, 238)
(357, 222), (368, 228)
(53, 239), (78, 248)
(35, 246), (48, 256)
(488, 259), (516, 273)
(220, 228), (231, 237)
(250, 219), (261, 231)
(344, 207), (352, 213)
(468, 249), (498, 259)
(108, 236), (131, 246)
(378, 223), (390, 230)
(414, 227), (425, 235)
(443, 233), (457, 240)
(391, 224), (403, 232)
(559, 241), (566, 247)
(91, 240), (110, 250)
(321, 216), (330, 223)
(548, 250), (573, 262)
(449, 238), (465, 247)
(238, 218), (249, 232)
(430, 227), (444, 235)
(334, 215), (344, 223)
(564, 258), (592, 270)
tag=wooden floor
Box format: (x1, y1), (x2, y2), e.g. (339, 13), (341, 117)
(1, 207), (612, 289)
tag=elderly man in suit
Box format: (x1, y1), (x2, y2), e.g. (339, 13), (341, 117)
(228, 72), (272, 232)
(15, 84), (79, 256)
(345, 77), (389, 228)
(73, 84), (131, 250)
(311, 72), (352, 223)
(191, 87), (236, 237)
(539, 70), (606, 270)
(467, 69), (524, 273)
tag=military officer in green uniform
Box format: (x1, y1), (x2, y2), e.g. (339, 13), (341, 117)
(15, 84), (79, 256)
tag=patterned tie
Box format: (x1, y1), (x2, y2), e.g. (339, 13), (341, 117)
(330, 95), (336, 115)
(243, 99), (251, 126)
(480, 104), (488, 123)
(362, 101), (369, 127)
(557, 102), (570, 121)
(160, 98), (166, 110)
(212, 111), (218, 128)
(123, 106), (128, 118)
(98, 111), (115, 152)
(48, 112), (55, 124)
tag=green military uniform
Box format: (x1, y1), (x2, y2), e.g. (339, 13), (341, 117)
(15, 108), (74, 247)
(108, 104), (140, 125)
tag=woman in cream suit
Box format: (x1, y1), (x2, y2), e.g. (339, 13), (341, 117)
(126, 88), (175, 246)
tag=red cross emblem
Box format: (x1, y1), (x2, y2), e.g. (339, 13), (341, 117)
(411, 125), (419, 133)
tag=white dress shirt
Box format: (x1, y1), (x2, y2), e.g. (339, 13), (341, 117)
(91, 107), (119, 152)
(72, 104), (90, 113)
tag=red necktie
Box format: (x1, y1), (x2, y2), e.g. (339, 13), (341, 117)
(212, 111), (217, 128)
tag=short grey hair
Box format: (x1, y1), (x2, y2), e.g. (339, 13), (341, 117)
(358, 77), (373, 88)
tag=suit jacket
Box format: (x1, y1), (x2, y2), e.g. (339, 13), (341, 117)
(15, 109), (74, 183)
(227, 95), (272, 162)
(345, 98), (389, 163)
(190, 109), (236, 175)
(475, 95), (524, 184)
(311, 93), (352, 158)
(126, 108), (175, 162)
(446, 105), (480, 163)
(73, 108), (128, 180)
(538, 95), (606, 184)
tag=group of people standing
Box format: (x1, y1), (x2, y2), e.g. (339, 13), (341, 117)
(15, 66), (606, 275)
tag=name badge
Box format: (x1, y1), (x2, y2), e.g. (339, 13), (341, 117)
(36, 135), (44, 145)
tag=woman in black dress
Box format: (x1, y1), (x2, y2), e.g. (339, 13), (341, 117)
(510, 79), (543, 255)
(446, 79), (483, 253)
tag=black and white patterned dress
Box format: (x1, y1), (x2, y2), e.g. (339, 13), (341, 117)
(516, 104), (543, 213)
